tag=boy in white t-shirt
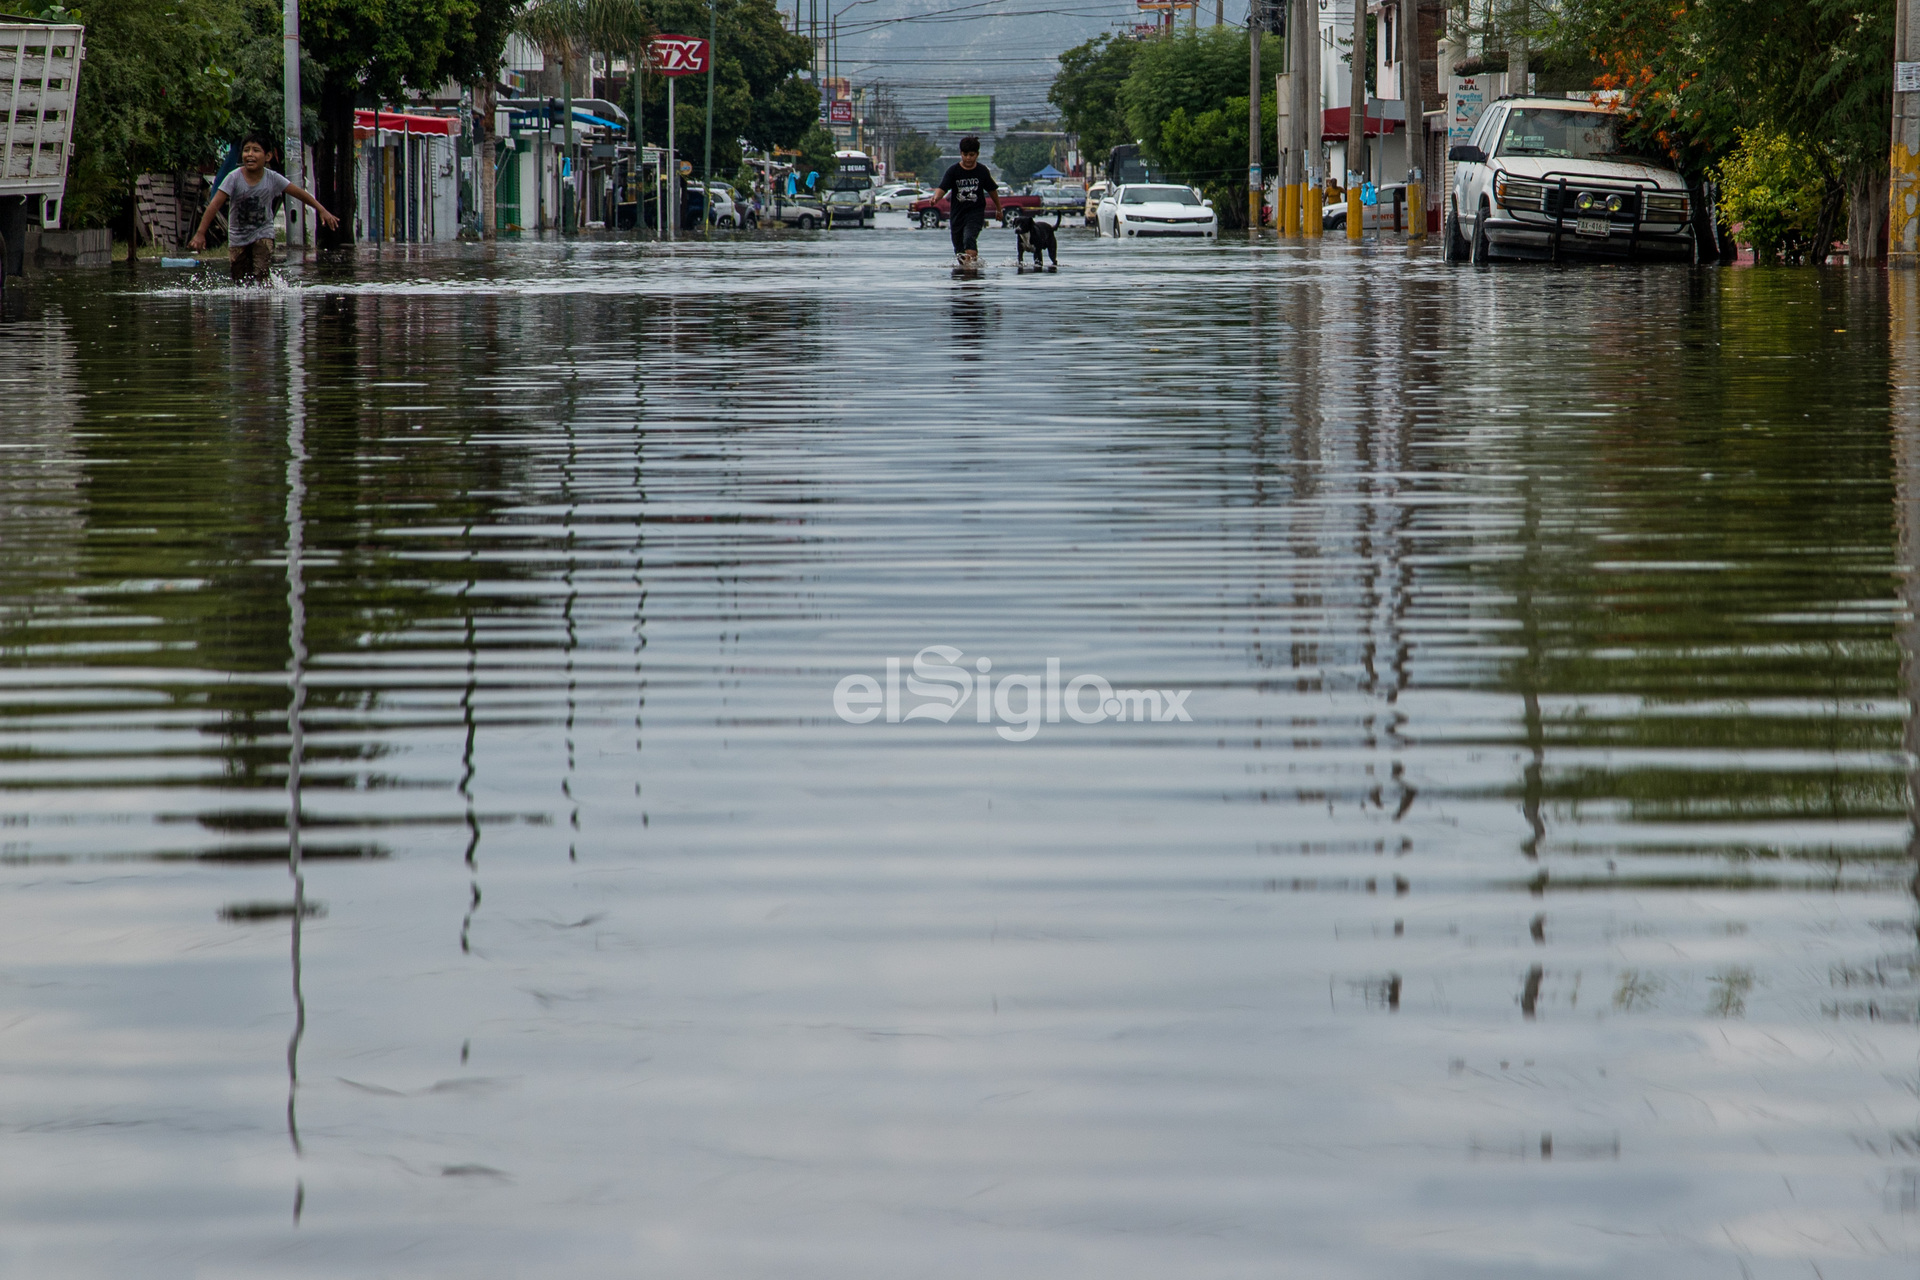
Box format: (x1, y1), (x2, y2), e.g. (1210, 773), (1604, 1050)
(189, 134), (339, 282)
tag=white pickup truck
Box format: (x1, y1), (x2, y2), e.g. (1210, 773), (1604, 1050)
(0, 19), (84, 285)
(1445, 96), (1694, 264)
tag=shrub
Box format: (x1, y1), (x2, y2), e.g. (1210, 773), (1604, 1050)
(1713, 126), (1830, 265)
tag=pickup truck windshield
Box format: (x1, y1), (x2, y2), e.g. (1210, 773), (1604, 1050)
(1123, 186), (1201, 205)
(1495, 109), (1634, 160)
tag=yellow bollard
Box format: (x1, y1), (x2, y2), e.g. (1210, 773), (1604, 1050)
(1406, 180), (1425, 240)
(1346, 187), (1362, 241)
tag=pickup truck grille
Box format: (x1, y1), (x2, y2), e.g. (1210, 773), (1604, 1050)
(1544, 188), (1640, 219)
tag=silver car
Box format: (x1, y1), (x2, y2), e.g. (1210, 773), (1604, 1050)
(873, 185), (928, 210)
(1446, 96), (1694, 263)
(767, 194), (829, 229)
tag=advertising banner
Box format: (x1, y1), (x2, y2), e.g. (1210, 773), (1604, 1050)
(946, 95), (993, 132)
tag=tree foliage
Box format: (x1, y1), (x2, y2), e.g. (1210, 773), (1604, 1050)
(1157, 91), (1275, 228)
(794, 122), (836, 189)
(223, 0), (321, 153)
(1119, 26), (1280, 173)
(892, 127), (938, 178)
(1546, 0), (1893, 255)
(53, 0), (236, 228)
(635, 0), (813, 176)
(992, 119), (1062, 185)
(1714, 126), (1827, 265)
(1048, 33), (1137, 159)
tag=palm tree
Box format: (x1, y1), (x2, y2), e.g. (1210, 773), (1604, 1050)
(517, 0), (653, 230)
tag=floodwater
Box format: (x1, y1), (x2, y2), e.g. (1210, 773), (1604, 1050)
(1, 222), (1917, 1279)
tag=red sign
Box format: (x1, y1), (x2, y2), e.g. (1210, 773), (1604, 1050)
(648, 35), (710, 77)
(829, 99), (853, 124)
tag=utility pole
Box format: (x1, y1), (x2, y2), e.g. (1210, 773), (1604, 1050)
(703, 0), (717, 235)
(563, 52), (575, 233)
(1289, 0), (1310, 235)
(667, 78), (677, 239)
(1305, 0), (1321, 235)
(282, 0), (304, 250)
(1248, 0), (1262, 236)
(1892, 0), (1918, 263)
(1347, 0), (1364, 240)
(1401, 0), (1423, 239)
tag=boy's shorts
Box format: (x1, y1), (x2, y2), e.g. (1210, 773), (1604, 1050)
(949, 208), (986, 256)
(229, 239), (273, 283)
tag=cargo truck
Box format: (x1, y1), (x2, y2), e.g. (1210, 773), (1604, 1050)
(0, 18), (84, 288)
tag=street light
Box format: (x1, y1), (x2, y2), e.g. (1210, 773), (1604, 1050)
(830, 0), (882, 116)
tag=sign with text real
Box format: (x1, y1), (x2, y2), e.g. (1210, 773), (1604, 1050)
(829, 99), (854, 125)
(1445, 73), (1502, 146)
(648, 35), (710, 77)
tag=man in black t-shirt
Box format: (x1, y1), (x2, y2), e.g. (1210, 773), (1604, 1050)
(931, 136), (1000, 266)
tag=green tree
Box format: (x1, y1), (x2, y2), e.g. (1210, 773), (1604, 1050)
(1049, 33), (1137, 159)
(1118, 26), (1281, 177)
(992, 119), (1060, 185)
(639, 0), (814, 177)
(1157, 92), (1275, 228)
(223, 0), (321, 153)
(303, 0), (513, 246)
(794, 122), (836, 192)
(1714, 126), (1827, 264)
(1547, 0), (1893, 258)
(892, 127), (938, 179)
(56, 0), (238, 230)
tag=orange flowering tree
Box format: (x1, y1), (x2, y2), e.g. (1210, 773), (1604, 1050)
(1549, 0), (1893, 255)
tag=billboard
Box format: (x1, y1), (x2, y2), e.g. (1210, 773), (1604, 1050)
(829, 99), (854, 125)
(946, 95), (993, 132)
(647, 35), (709, 76)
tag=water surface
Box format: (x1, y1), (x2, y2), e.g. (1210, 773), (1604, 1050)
(0, 228), (1916, 1278)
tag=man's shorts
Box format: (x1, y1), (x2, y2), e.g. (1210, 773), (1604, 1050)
(949, 208), (986, 256)
(229, 239), (274, 283)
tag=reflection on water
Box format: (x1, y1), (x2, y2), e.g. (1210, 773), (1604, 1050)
(0, 234), (1916, 1277)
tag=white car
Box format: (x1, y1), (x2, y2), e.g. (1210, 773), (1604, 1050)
(1322, 183), (1414, 232)
(694, 184), (740, 228)
(1098, 183), (1218, 240)
(1446, 96), (1694, 263)
(873, 185), (928, 210)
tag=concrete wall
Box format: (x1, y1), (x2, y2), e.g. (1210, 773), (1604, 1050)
(25, 226), (111, 270)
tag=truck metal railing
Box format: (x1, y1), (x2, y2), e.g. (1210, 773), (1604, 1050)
(0, 21), (84, 228)
(1536, 170), (1650, 262)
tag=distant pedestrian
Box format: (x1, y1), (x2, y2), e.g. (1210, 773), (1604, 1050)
(931, 136), (999, 267)
(188, 134), (339, 283)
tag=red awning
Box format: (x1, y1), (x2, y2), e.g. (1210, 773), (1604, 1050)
(1322, 106), (1400, 139)
(354, 109), (459, 139)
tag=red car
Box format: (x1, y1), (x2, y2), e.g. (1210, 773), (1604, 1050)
(910, 191), (1045, 229)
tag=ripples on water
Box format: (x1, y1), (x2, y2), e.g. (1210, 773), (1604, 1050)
(0, 229), (1916, 1277)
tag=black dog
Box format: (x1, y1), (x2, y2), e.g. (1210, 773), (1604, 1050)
(1014, 212), (1058, 270)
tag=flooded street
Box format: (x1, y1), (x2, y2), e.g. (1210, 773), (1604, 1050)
(2, 224), (1918, 1277)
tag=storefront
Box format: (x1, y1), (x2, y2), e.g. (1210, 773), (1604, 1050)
(353, 109), (461, 244)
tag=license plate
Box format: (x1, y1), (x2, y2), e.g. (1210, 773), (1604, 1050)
(1576, 216), (1610, 237)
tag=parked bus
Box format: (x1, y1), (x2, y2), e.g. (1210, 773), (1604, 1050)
(1107, 144), (1151, 185)
(833, 150), (875, 192)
